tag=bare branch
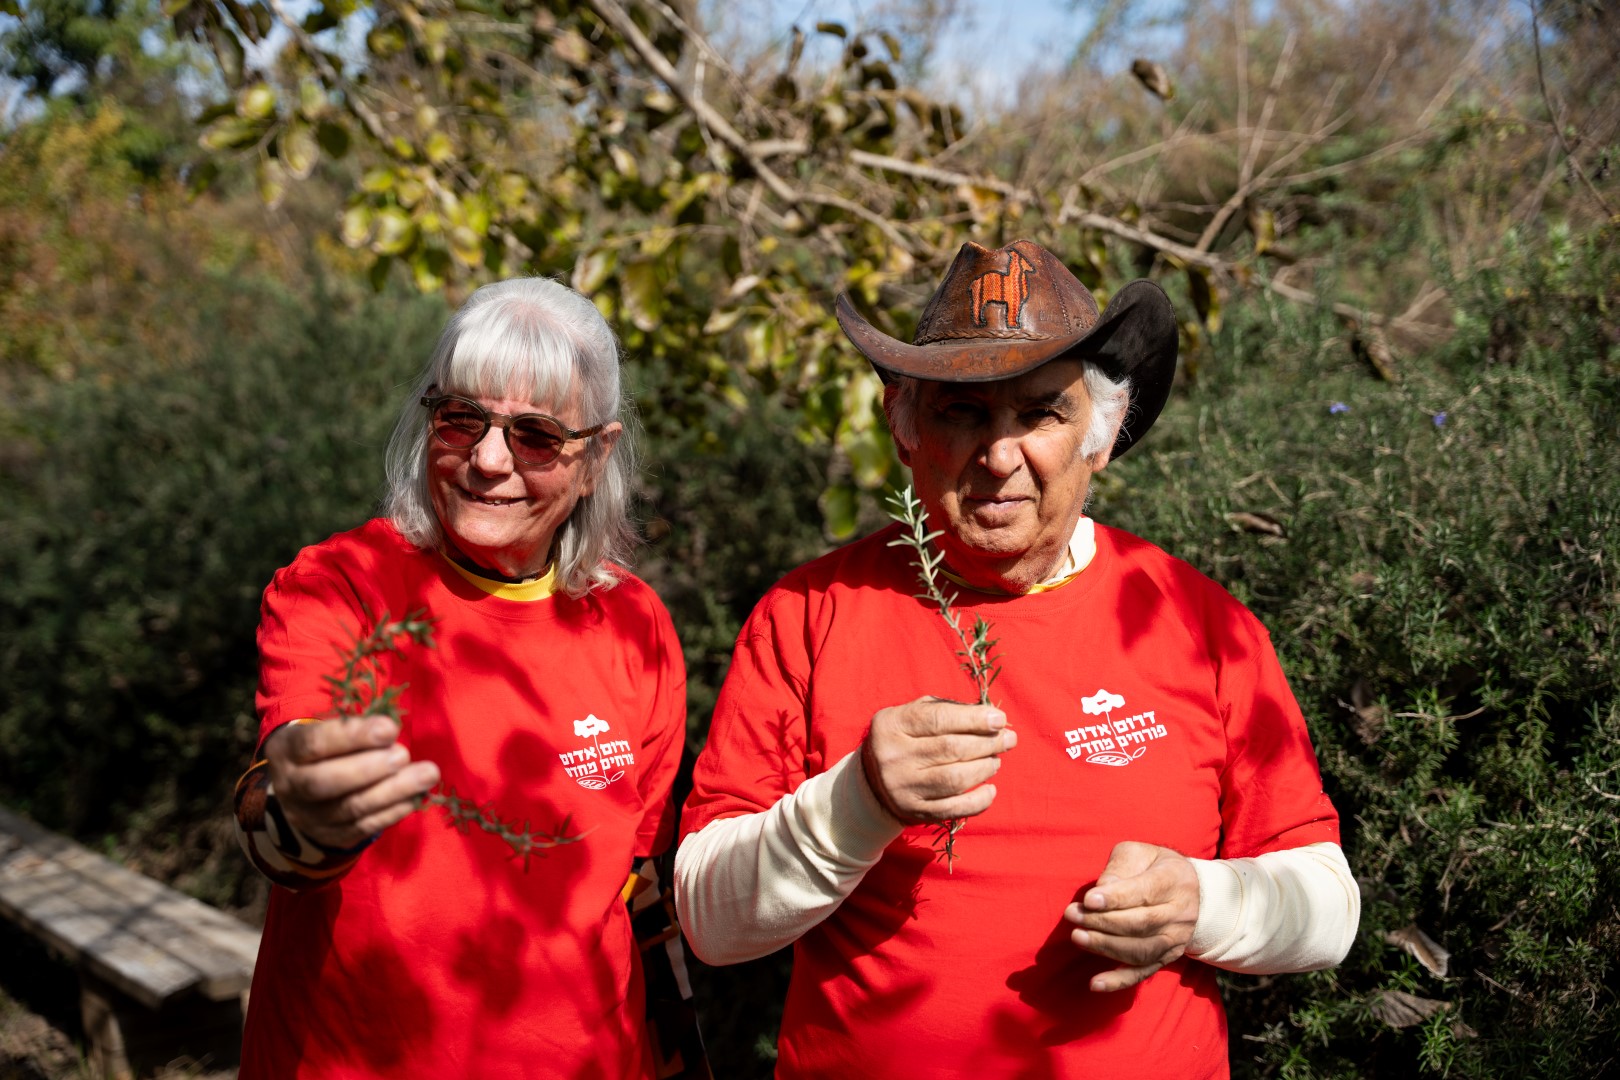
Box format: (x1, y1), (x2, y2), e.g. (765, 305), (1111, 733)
(582, 0), (801, 206)
(1529, 0), (1616, 217)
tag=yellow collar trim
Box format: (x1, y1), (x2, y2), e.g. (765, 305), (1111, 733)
(443, 555), (560, 601)
(938, 517), (1097, 596)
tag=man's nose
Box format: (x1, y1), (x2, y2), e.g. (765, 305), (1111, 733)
(981, 429), (1024, 477)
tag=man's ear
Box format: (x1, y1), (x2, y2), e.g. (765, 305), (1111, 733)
(895, 439), (913, 468)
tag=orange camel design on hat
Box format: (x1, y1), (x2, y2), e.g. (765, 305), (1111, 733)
(969, 248), (1037, 329)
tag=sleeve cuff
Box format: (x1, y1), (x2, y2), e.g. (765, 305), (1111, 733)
(1188, 857), (1246, 957)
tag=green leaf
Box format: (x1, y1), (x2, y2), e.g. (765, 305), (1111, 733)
(410, 247), (450, 292)
(257, 157), (288, 210)
(279, 121), (320, 180)
(843, 428), (892, 490)
(424, 130), (455, 165)
(298, 79), (330, 120)
(366, 22), (408, 58)
(207, 23), (245, 87)
(185, 159), (221, 198)
(703, 309), (743, 335)
(341, 204), (374, 248)
(239, 82), (277, 121)
(1187, 266), (1221, 334)
(607, 144), (638, 183)
(448, 226), (484, 269)
(198, 116), (264, 151)
(367, 255), (394, 291)
(814, 21), (846, 38)
(315, 120), (351, 159)
(360, 167), (395, 194)
(372, 207), (417, 256)
(572, 248), (616, 295)
(621, 260), (664, 332)
(819, 483), (859, 539)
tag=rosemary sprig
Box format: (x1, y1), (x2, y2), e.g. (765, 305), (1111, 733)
(885, 486), (1003, 868)
(326, 608), (586, 867)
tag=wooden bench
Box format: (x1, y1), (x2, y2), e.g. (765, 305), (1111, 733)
(0, 805), (262, 1079)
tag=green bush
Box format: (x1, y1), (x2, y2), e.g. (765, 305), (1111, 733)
(1096, 222), (1619, 1077)
(0, 271), (447, 901)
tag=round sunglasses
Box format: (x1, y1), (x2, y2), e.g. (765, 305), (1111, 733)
(421, 389), (606, 466)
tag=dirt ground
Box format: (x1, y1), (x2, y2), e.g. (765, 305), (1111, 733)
(0, 986), (237, 1080)
(0, 921), (238, 1080)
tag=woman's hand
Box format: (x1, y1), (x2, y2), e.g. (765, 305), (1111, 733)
(1064, 841), (1201, 992)
(264, 715), (440, 850)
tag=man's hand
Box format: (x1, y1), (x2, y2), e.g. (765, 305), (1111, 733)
(861, 697), (1016, 825)
(1064, 841), (1200, 992)
(265, 715), (441, 850)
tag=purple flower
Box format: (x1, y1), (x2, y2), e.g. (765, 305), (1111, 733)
(1329, 402), (1349, 415)
(1433, 412), (1447, 427)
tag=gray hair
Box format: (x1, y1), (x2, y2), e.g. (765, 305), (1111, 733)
(383, 277), (637, 596)
(882, 362), (1133, 461)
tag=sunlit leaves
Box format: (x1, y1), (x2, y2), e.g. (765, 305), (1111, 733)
(620, 259), (664, 332)
(279, 121), (319, 179)
(341, 203), (373, 247)
(372, 206), (416, 256)
(238, 81), (276, 120)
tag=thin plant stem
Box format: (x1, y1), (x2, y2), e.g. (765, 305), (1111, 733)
(886, 486), (1003, 868)
(325, 608), (586, 867)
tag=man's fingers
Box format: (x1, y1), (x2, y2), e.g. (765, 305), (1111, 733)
(898, 698), (1007, 739)
(1067, 899), (1180, 938)
(910, 756), (1003, 801)
(276, 715), (400, 766)
(1082, 870), (1161, 913)
(1089, 961), (1163, 994)
(1069, 923), (1187, 969)
(908, 783), (999, 824)
(917, 728), (1018, 767)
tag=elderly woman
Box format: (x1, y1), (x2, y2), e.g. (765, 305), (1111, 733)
(232, 278), (686, 1079)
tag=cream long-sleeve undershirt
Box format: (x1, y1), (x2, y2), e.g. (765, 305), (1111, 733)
(675, 749), (1359, 971)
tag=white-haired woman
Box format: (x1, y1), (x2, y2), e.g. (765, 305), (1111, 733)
(232, 278), (687, 1079)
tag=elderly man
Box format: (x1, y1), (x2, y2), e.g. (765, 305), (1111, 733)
(675, 240), (1359, 1077)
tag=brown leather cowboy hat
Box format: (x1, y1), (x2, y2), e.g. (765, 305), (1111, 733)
(835, 239), (1178, 458)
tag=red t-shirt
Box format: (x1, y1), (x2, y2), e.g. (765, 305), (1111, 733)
(682, 522), (1339, 1079)
(241, 519), (686, 1080)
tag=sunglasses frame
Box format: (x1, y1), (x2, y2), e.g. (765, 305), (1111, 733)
(421, 388), (606, 466)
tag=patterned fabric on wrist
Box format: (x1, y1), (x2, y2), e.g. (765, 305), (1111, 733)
(232, 725), (370, 892)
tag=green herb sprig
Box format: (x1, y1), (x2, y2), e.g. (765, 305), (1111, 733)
(885, 486), (1003, 867)
(327, 608), (586, 868)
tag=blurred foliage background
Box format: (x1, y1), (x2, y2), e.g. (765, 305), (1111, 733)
(1, 0), (1616, 1075)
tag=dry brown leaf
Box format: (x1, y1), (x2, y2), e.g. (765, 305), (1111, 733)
(1225, 511), (1286, 537)
(1352, 326), (1400, 382)
(1385, 924), (1451, 978)
(1130, 58), (1175, 100)
(1347, 677), (1387, 745)
(1347, 571), (1378, 595)
(1370, 989), (1449, 1029)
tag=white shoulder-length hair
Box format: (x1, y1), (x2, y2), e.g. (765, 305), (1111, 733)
(382, 277), (637, 596)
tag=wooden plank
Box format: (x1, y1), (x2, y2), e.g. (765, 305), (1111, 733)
(0, 807), (259, 1009)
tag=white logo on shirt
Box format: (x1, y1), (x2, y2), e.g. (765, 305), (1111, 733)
(558, 713), (636, 789)
(1063, 688), (1168, 767)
